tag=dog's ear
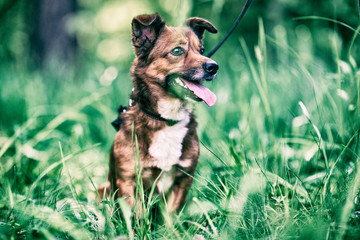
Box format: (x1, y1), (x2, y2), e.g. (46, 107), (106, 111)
(187, 17), (218, 40)
(132, 13), (165, 57)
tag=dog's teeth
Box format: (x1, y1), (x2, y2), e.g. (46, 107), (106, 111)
(174, 77), (190, 90)
(175, 78), (185, 87)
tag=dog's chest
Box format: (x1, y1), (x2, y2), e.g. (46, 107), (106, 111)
(149, 117), (189, 171)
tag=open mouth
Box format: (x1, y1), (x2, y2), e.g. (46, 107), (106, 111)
(169, 77), (217, 107)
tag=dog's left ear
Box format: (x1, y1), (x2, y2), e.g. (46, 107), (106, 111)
(132, 13), (166, 57)
(187, 17), (218, 40)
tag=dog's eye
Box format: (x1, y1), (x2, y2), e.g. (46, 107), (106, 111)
(200, 48), (205, 55)
(171, 47), (185, 56)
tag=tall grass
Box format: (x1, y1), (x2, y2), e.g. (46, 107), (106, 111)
(1, 15), (359, 240)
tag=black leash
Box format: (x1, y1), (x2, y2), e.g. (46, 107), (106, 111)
(206, 0), (253, 58)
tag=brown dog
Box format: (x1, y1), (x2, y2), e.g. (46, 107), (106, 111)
(99, 13), (218, 212)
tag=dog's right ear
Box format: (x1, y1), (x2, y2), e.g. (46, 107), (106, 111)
(187, 17), (218, 40)
(131, 13), (165, 57)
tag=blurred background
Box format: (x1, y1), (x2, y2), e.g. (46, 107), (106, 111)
(0, 0), (359, 131)
(1, 0), (360, 238)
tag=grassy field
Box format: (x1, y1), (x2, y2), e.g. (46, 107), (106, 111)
(1, 1), (360, 239)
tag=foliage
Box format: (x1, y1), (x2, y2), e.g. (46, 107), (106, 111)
(1, 0), (360, 239)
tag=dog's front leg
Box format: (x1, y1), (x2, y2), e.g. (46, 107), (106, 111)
(166, 172), (195, 212)
(116, 176), (148, 217)
(115, 177), (136, 207)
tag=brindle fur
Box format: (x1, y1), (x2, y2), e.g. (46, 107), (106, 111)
(98, 13), (218, 212)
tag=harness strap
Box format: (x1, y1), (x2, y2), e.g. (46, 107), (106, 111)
(111, 106), (127, 131)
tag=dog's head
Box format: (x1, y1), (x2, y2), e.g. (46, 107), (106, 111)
(131, 13), (218, 107)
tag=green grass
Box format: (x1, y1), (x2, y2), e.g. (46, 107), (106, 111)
(1, 16), (360, 239)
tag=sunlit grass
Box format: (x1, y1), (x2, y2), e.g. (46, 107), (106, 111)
(1, 13), (359, 240)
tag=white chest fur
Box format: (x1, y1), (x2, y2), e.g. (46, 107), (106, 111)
(149, 98), (191, 171)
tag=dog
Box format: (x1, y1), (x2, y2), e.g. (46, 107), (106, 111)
(98, 13), (218, 213)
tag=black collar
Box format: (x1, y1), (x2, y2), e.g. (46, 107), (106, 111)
(138, 103), (181, 126)
(111, 98), (181, 131)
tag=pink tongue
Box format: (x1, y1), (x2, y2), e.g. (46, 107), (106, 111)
(182, 80), (217, 107)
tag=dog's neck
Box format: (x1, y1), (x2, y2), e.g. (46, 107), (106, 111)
(157, 97), (192, 121)
(135, 95), (192, 122)
(131, 77), (193, 122)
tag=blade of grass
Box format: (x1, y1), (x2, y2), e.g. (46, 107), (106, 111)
(323, 129), (360, 199)
(257, 18), (268, 105)
(118, 198), (134, 240)
(240, 37), (272, 126)
(294, 16), (357, 32)
(299, 101), (329, 171)
(336, 147), (360, 239)
(193, 197), (218, 237)
(26, 143), (101, 201)
(348, 25), (360, 64)
(15, 204), (93, 239)
(58, 141), (89, 218)
(0, 117), (36, 159)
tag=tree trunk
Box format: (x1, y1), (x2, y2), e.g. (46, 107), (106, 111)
(30, 0), (77, 69)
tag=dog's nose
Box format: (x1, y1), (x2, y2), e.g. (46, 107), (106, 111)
(203, 62), (219, 75)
